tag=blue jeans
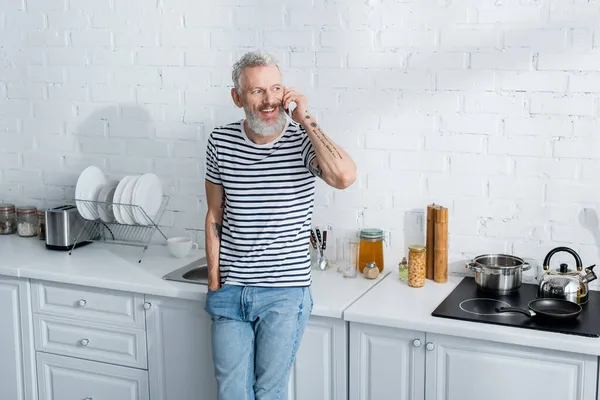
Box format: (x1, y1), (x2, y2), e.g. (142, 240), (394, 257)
(204, 285), (313, 400)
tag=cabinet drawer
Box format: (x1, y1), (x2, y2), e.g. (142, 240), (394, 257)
(32, 280), (145, 328)
(37, 352), (149, 400)
(34, 314), (148, 369)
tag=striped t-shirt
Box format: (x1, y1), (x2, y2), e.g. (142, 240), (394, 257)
(205, 119), (316, 287)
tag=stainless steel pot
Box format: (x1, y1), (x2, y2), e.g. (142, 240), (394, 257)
(466, 254), (531, 295)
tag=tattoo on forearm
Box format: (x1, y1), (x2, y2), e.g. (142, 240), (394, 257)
(304, 110), (343, 160)
(309, 158), (323, 178)
(212, 223), (222, 238)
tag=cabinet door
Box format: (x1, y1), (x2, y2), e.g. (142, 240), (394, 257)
(145, 295), (216, 400)
(0, 277), (37, 400)
(425, 333), (598, 400)
(37, 352), (149, 400)
(288, 316), (347, 400)
(349, 322), (426, 400)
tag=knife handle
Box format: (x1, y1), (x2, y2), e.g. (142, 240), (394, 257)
(322, 230), (328, 250)
(310, 230), (318, 249)
(315, 228), (322, 248)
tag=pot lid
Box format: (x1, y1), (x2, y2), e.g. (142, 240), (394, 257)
(472, 254), (525, 269)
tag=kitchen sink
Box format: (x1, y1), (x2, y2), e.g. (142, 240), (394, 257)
(162, 257), (208, 285)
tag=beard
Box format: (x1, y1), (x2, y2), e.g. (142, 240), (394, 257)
(244, 103), (287, 137)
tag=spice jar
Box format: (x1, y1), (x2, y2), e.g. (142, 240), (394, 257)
(17, 206), (38, 237)
(358, 228), (385, 274)
(37, 209), (46, 241)
(0, 204), (17, 235)
(408, 245), (427, 288)
(363, 262), (380, 280)
(398, 257), (408, 281)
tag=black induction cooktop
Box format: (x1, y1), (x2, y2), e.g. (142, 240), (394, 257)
(432, 277), (600, 338)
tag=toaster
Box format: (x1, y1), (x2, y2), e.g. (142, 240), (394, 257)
(45, 205), (92, 251)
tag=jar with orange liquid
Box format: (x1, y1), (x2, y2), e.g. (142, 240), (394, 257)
(358, 228), (385, 274)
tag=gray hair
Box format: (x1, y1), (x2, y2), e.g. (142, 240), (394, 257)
(232, 51), (280, 94)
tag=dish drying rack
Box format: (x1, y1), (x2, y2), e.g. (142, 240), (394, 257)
(70, 195), (170, 263)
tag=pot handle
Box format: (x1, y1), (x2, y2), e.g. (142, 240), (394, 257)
(495, 307), (533, 318)
(466, 262), (482, 273)
(522, 262), (531, 272)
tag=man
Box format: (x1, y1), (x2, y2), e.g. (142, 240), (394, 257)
(203, 51), (357, 400)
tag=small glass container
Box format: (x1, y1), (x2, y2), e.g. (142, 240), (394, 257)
(17, 206), (38, 237)
(408, 245), (427, 288)
(0, 204), (17, 235)
(342, 238), (359, 279)
(37, 209), (46, 241)
(358, 228), (385, 274)
(363, 261), (380, 280)
(398, 257), (408, 281)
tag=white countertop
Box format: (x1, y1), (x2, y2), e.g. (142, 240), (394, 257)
(0, 235), (389, 319)
(344, 273), (600, 356)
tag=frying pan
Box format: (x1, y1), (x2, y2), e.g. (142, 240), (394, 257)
(495, 298), (582, 321)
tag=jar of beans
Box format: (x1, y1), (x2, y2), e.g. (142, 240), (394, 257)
(408, 245), (427, 288)
(0, 204), (17, 234)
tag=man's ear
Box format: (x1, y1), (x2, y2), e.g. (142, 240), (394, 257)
(231, 88), (243, 108)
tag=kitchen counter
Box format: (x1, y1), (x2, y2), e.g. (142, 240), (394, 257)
(0, 235), (389, 319)
(344, 273), (600, 356)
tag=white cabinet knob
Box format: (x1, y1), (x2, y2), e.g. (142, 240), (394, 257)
(78, 299), (87, 307)
(426, 342), (435, 351)
(84, 398), (93, 400)
(80, 338), (89, 346)
(143, 302), (152, 310)
(412, 339), (422, 348)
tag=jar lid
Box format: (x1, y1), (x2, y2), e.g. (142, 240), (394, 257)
(360, 228), (384, 240)
(17, 206), (37, 214)
(0, 203), (15, 212)
(408, 244), (427, 252)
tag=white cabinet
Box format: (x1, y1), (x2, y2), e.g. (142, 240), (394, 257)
(288, 316), (348, 400)
(349, 322), (425, 400)
(144, 295), (349, 400)
(425, 332), (598, 400)
(0, 276), (37, 400)
(144, 295), (217, 400)
(350, 323), (599, 400)
(37, 352), (149, 400)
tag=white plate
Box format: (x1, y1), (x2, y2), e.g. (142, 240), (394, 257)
(96, 180), (119, 223)
(119, 176), (140, 225)
(75, 166), (107, 220)
(131, 173), (163, 225)
(113, 176), (135, 225)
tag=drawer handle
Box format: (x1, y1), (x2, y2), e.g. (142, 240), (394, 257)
(78, 299), (87, 307)
(80, 338), (90, 347)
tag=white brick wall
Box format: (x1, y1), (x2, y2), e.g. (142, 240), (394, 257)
(2, 0), (600, 284)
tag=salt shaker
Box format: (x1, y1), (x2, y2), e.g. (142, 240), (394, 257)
(363, 262), (380, 280)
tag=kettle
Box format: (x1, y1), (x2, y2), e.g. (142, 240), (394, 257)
(538, 247), (597, 305)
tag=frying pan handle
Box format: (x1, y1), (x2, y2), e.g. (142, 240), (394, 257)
(495, 307), (533, 318)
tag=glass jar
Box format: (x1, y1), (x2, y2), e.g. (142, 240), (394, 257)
(358, 228), (385, 274)
(17, 206), (38, 237)
(0, 204), (16, 235)
(37, 209), (46, 241)
(408, 245), (427, 288)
